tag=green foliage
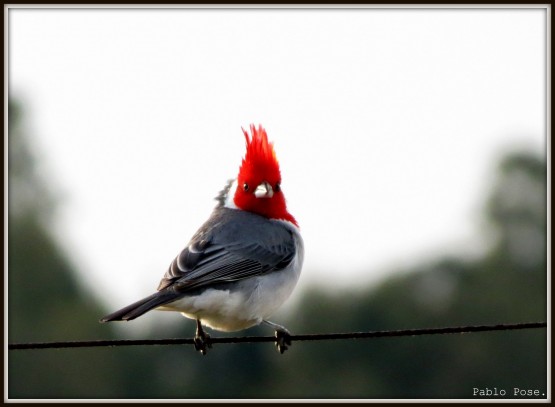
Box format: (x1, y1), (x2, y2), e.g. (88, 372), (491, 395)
(7, 98), (546, 399)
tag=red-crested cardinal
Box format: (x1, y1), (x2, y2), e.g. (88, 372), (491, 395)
(100, 125), (304, 354)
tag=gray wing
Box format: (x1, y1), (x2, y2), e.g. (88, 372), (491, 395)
(157, 207), (296, 292)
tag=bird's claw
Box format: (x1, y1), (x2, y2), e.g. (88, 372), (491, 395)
(194, 320), (212, 355)
(194, 332), (212, 355)
(274, 329), (292, 354)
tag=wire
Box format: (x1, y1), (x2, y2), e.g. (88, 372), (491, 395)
(8, 321), (546, 351)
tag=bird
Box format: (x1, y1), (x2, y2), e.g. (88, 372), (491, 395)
(100, 124), (304, 355)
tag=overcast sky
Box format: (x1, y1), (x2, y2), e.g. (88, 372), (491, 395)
(8, 6), (547, 319)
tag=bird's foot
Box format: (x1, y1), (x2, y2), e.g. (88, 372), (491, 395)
(194, 332), (211, 355)
(263, 320), (292, 354)
(194, 320), (212, 356)
(274, 328), (292, 354)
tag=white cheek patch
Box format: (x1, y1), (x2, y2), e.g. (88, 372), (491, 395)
(224, 179), (239, 210)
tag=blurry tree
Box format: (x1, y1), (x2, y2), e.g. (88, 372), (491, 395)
(487, 152), (547, 271)
(8, 98), (128, 398)
(270, 149), (547, 399)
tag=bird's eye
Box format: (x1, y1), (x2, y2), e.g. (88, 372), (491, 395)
(243, 183), (249, 191)
(275, 182), (281, 192)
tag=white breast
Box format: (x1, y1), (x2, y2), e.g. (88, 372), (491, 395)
(160, 225), (304, 332)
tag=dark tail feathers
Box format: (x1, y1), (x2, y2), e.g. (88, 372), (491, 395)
(100, 291), (180, 322)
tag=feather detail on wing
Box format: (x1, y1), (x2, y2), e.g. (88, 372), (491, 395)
(157, 207), (296, 292)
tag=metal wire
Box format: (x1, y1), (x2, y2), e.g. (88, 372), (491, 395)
(8, 321), (546, 351)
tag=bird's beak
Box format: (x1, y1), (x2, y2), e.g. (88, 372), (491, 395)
(254, 181), (274, 198)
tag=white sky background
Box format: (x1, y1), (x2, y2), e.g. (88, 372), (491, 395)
(8, 7), (547, 324)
